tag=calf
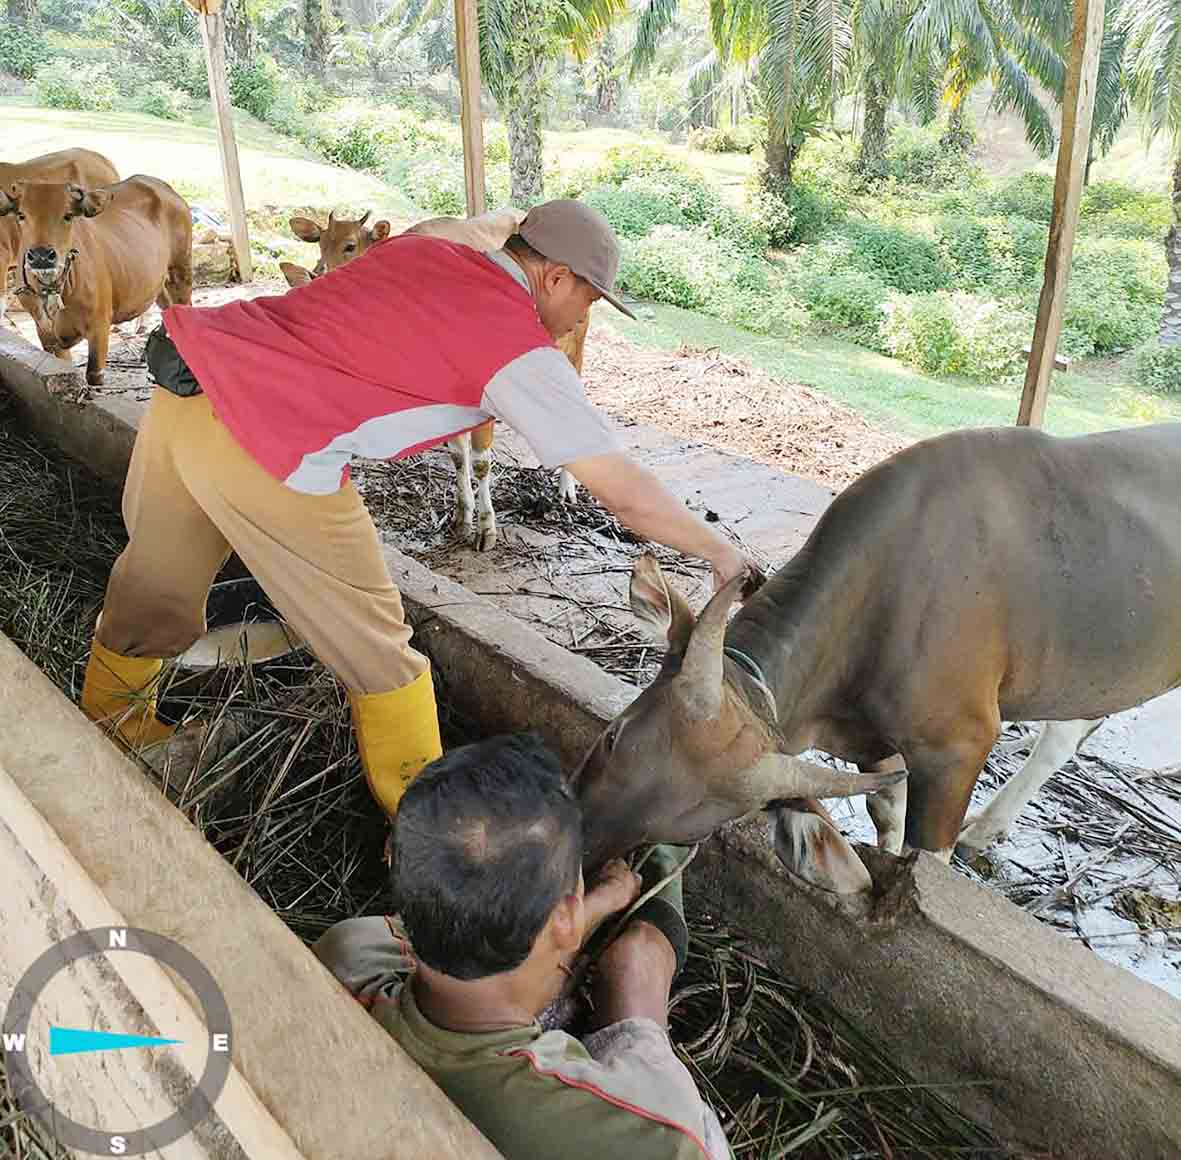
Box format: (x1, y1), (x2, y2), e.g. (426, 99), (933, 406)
(283, 206), (583, 548)
(1, 148), (119, 324)
(0, 177), (191, 385)
(573, 424), (1181, 892)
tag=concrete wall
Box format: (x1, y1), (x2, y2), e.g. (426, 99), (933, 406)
(4, 331), (1181, 1157)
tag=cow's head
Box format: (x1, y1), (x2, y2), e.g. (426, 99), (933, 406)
(572, 555), (901, 869)
(0, 182), (111, 283)
(289, 210), (391, 276)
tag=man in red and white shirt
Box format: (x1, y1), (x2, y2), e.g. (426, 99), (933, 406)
(80, 199), (756, 812)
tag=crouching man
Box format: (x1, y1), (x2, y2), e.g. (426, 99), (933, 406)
(312, 733), (730, 1159)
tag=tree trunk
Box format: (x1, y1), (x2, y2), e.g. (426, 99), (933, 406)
(508, 55), (545, 205)
(303, 0), (328, 78)
(1161, 151), (1181, 347)
(594, 28), (620, 115)
(856, 69), (889, 175)
(223, 0), (256, 66)
(764, 131), (797, 186)
(6, 0), (35, 26)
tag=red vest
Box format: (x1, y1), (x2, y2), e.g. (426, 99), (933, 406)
(164, 236), (555, 494)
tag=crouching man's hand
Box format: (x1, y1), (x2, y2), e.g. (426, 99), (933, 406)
(582, 858), (641, 940)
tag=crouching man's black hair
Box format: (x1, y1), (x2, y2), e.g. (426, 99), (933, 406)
(391, 732), (583, 980)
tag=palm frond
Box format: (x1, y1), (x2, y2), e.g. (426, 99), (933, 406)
(630, 0), (679, 77)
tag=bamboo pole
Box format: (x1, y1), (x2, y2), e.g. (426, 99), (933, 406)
(1016, 0), (1105, 427)
(189, 0), (253, 282)
(453, 0), (487, 217)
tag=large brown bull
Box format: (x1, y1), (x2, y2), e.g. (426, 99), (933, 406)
(0, 148), (119, 324)
(573, 424), (1181, 892)
(281, 206), (585, 548)
(0, 176), (191, 386)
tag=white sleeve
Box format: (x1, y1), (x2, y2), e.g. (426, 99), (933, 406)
(481, 347), (622, 469)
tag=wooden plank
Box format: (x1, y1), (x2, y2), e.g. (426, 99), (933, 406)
(1016, 0), (1105, 426)
(198, 8), (253, 282)
(453, 0), (487, 216)
(0, 759), (307, 1158)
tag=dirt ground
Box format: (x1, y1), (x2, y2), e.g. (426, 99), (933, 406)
(581, 328), (909, 490)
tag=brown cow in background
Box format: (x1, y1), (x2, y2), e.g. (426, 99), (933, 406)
(0, 148), (119, 324)
(0, 176), (191, 385)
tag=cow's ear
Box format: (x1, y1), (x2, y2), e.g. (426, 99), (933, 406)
(280, 261), (314, 288)
(290, 216), (322, 242)
(629, 553), (697, 656)
(76, 187), (112, 218)
(0, 182), (24, 216)
(371, 219), (391, 241)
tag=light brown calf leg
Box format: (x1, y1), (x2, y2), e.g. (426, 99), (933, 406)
(86, 322), (110, 386)
(470, 419), (497, 551)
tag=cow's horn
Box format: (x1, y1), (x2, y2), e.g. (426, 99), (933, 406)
(359, 209), (371, 226)
(328, 209), (335, 227)
(672, 571), (745, 722)
(739, 754), (906, 803)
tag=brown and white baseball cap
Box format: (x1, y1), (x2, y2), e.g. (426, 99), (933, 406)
(518, 199), (637, 319)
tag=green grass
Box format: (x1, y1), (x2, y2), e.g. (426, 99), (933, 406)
(606, 303), (1181, 438)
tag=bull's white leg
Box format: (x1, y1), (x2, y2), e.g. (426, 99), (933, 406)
(866, 766), (908, 856)
(472, 440), (497, 552)
(448, 434), (476, 541)
(557, 468), (578, 504)
(772, 802), (873, 894)
(957, 718), (1102, 855)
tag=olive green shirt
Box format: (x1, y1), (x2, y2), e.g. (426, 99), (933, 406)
(313, 916), (730, 1160)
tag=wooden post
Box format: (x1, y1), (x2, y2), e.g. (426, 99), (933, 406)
(453, 0), (486, 217)
(190, 0), (253, 282)
(1016, 0), (1105, 426)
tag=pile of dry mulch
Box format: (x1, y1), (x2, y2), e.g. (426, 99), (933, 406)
(582, 327), (910, 491)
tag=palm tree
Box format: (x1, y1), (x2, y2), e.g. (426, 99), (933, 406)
(303, 0), (331, 76)
(7, 0), (36, 26)
(1121, 0), (1181, 343)
(904, 0), (1064, 158)
(706, 0), (854, 185)
(394, 0), (625, 204)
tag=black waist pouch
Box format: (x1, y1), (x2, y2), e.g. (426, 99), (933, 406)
(145, 323), (203, 397)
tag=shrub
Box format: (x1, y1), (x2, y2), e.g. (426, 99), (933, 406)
(1084, 200), (1171, 241)
(592, 144), (691, 186)
(229, 54), (282, 121)
(936, 215), (995, 288)
(400, 155), (509, 215)
(35, 59), (116, 110)
(803, 270), (889, 340)
(880, 122), (962, 189)
(0, 16), (50, 79)
(984, 172), (1056, 223)
(582, 180), (688, 239)
(782, 181), (845, 244)
(746, 185), (797, 249)
(688, 125), (755, 154)
(984, 215), (1049, 288)
(150, 41), (208, 99)
(1132, 344), (1181, 395)
(844, 221), (950, 293)
(310, 111), (389, 171)
(881, 290), (1030, 379)
(134, 80), (188, 121)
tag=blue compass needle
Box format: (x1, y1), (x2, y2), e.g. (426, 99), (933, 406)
(49, 1028), (182, 1056)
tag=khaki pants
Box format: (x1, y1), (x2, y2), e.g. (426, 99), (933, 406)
(98, 388), (426, 694)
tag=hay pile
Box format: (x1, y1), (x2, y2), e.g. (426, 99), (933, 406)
(0, 396), (1009, 1159)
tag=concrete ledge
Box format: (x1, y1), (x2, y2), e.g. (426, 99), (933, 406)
(5, 342), (1181, 1157)
(0, 635), (500, 1160)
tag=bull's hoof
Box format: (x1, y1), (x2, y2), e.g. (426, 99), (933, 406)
(87, 370), (105, 387)
(557, 471), (578, 504)
(955, 815), (1008, 860)
(473, 524), (498, 552)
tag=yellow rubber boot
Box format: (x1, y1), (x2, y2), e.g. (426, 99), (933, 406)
(80, 638), (177, 750)
(350, 667), (444, 816)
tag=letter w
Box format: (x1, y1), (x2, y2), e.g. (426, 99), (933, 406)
(3, 1033), (26, 1051)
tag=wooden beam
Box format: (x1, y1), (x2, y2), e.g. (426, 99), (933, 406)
(453, 0), (486, 217)
(198, 6), (253, 282)
(1016, 0), (1105, 426)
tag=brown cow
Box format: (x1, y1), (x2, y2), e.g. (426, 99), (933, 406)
(0, 176), (192, 385)
(1, 148), (119, 325)
(573, 424), (1181, 892)
(282, 206), (585, 548)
